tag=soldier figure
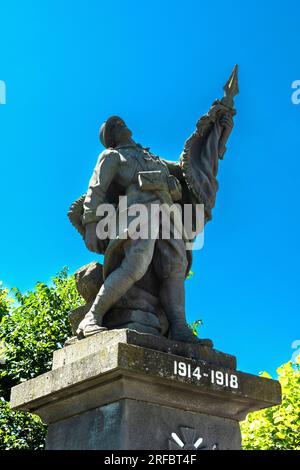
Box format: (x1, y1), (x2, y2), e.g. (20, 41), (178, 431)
(69, 66), (238, 343)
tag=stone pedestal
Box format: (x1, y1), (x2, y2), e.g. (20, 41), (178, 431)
(10, 330), (281, 450)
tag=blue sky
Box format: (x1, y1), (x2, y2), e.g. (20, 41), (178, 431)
(0, 0), (299, 376)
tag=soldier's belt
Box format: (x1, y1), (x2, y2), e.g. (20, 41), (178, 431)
(137, 171), (182, 202)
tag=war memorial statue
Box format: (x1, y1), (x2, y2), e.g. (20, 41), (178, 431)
(10, 66), (281, 450)
(67, 66), (238, 344)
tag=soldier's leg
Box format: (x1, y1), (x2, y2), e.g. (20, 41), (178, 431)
(153, 238), (200, 343)
(77, 237), (156, 338)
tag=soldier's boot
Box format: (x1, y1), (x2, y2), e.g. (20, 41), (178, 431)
(159, 278), (211, 346)
(77, 276), (130, 338)
(76, 301), (107, 339)
(169, 310), (201, 344)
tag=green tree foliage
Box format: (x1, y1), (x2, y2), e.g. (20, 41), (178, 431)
(241, 358), (300, 450)
(0, 269), (83, 450)
(0, 283), (12, 319)
(0, 399), (46, 450)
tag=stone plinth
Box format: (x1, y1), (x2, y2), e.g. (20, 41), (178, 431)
(10, 330), (281, 450)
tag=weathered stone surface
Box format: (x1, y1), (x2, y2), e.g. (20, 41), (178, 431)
(53, 330), (228, 370)
(103, 309), (161, 333)
(68, 302), (92, 335)
(10, 331), (281, 450)
(11, 339), (280, 422)
(46, 400), (241, 450)
(112, 285), (169, 336)
(70, 306), (163, 337)
(74, 261), (103, 303)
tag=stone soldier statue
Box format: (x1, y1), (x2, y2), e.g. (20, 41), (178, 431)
(68, 66), (238, 343)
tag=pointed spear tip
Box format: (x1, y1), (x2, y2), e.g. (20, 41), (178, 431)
(228, 64), (238, 78)
(232, 64), (239, 83)
(224, 64), (239, 97)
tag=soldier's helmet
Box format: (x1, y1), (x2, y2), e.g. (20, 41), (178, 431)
(99, 116), (127, 148)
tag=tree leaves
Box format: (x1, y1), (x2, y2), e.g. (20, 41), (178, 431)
(0, 268), (84, 449)
(0, 399), (46, 450)
(241, 360), (300, 450)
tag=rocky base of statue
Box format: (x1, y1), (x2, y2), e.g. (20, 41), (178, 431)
(68, 262), (212, 346)
(10, 329), (281, 450)
(70, 261), (169, 339)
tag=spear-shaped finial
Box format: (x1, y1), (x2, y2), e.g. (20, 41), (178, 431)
(221, 64), (239, 112)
